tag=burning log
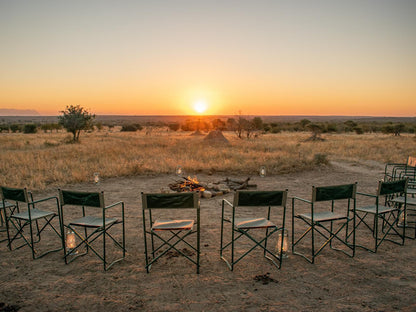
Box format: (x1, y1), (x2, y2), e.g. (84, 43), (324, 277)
(168, 176), (205, 193)
(169, 176), (256, 198)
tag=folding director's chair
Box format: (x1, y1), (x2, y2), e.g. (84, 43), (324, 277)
(292, 183), (357, 264)
(142, 192), (200, 273)
(355, 179), (408, 252)
(59, 189), (126, 271)
(0, 186), (62, 259)
(220, 190), (288, 271)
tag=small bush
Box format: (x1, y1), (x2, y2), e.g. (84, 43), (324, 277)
(313, 153), (329, 165)
(121, 124), (142, 132)
(354, 127), (364, 135)
(0, 124), (9, 132)
(44, 140), (60, 147)
(10, 124), (22, 133)
(168, 123), (180, 131)
(270, 126), (281, 134)
(23, 124), (37, 134)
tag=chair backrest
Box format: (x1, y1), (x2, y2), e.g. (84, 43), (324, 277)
(59, 190), (104, 208)
(377, 179), (408, 196)
(234, 190), (287, 207)
(312, 183), (357, 203)
(0, 186), (29, 203)
(142, 192), (199, 210)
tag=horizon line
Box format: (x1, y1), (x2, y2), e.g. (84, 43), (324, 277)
(1, 113), (415, 119)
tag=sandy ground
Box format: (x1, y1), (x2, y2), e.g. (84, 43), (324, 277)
(1, 160), (415, 312)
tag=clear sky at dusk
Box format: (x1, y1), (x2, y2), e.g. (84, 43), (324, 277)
(0, 0), (415, 116)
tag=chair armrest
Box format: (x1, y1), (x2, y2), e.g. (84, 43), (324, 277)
(29, 196), (59, 213)
(105, 201), (124, 210)
(222, 199), (233, 208)
(356, 192), (377, 198)
(292, 196), (312, 204)
(30, 196), (59, 205)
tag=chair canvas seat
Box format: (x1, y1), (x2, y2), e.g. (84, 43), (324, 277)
(355, 205), (397, 214)
(0, 201), (14, 209)
(390, 196), (416, 206)
(11, 208), (56, 221)
(299, 211), (348, 223)
(234, 217), (275, 229)
(69, 216), (117, 228)
(152, 219), (194, 231)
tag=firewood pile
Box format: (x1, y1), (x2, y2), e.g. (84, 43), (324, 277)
(168, 176), (256, 198)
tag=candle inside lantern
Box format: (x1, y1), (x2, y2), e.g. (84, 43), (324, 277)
(66, 230), (76, 250)
(398, 210), (407, 227)
(260, 166), (266, 178)
(176, 166), (183, 176)
(277, 229), (288, 258)
(93, 172), (100, 184)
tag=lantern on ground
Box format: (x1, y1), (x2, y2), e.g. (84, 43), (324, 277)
(260, 166), (266, 178)
(277, 229), (288, 258)
(66, 230), (77, 254)
(93, 172), (100, 185)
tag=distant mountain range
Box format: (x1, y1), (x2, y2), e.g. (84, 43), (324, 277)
(0, 109), (40, 116)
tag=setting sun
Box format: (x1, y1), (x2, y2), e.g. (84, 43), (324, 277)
(193, 100), (208, 114)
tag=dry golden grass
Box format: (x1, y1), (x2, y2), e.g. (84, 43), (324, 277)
(1, 131), (415, 190)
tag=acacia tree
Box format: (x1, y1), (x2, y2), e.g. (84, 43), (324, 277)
(58, 105), (95, 142)
(306, 123), (324, 141)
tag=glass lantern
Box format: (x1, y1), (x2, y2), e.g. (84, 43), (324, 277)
(277, 229), (288, 258)
(260, 166), (266, 178)
(66, 230), (77, 255)
(176, 165), (183, 177)
(93, 172), (100, 185)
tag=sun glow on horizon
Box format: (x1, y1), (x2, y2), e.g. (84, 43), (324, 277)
(193, 99), (208, 114)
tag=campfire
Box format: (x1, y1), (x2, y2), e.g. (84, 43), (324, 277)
(169, 176), (256, 198)
(169, 176), (206, 193)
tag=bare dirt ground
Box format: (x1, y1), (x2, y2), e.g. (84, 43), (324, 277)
(1, 160), (415, 312)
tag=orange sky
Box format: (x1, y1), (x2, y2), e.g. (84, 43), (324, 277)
(1, 1), (415, 116)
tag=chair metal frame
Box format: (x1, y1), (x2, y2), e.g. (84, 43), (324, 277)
(1, 200), (15, 244)
(142, 192), (200, 273)
(220, 190), (288, 271)
(389, 196), (416, 240)
(0, 186), (62, 259)
(59, 189), (126, 271)
(292, 183), (357, 264)
(355, 179), (408, 252)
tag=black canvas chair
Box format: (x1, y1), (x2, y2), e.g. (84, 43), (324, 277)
(355, 179), (408, 252)
(0, 186), (62, 259)
(220, 190), (288, 271)
(59, 189), (126, 271)
(384, 156), (415, 183)
(292, 183), (357, 264)
(142, 192), (200, 273)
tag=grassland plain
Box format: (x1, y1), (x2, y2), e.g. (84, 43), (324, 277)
(1, 159), (416, 312)
(0, 130), (415, 190)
